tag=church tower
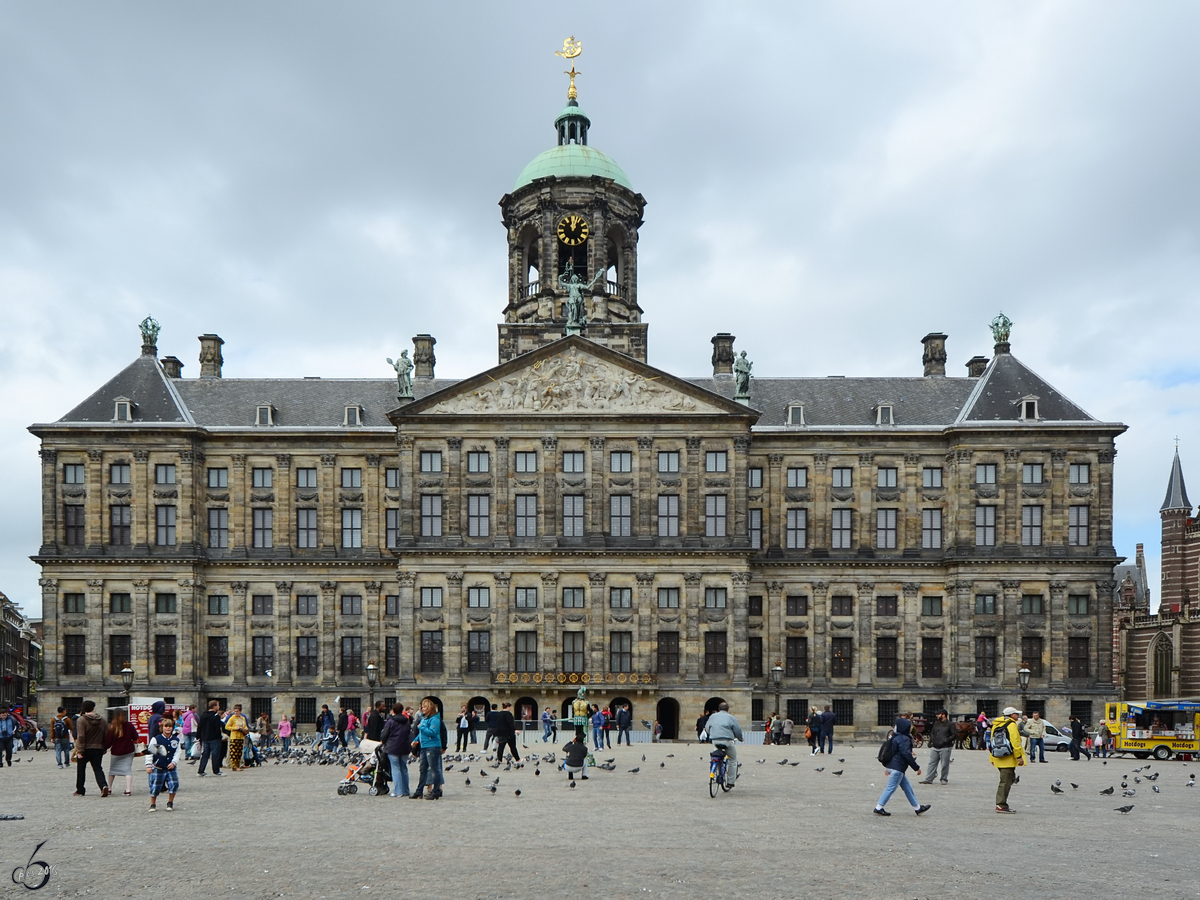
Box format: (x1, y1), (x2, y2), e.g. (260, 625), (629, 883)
(497, 42), (647, 364)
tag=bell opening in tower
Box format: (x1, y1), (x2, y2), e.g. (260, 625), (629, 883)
(558, 241), (588, 280)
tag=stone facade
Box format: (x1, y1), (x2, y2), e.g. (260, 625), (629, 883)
(28, 86), (1128, 737)
(1, 591), (41, 715)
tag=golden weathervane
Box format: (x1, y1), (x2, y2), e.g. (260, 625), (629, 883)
(555, 35), (583, 100)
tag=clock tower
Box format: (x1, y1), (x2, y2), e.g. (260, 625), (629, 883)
(498, 80), (647, 363)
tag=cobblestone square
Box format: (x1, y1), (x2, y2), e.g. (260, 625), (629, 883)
(2, 739), (1198, 899)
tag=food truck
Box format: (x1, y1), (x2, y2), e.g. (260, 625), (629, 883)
(1102, 700), (1200, 760)
(110, 696), (189, 744)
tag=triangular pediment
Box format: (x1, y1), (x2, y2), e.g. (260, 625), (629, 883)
(394, 337), (756, 419)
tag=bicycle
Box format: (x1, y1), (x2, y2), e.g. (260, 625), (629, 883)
(708, 745), (734, 797)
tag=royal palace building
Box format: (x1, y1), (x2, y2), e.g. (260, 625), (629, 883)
(30, 77), (1126, 737)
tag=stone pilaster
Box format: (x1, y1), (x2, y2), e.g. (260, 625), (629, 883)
(732, 436), (750, 544)
(541, 437), (558, 546)
(767, 453), (784, 550)
(683, 572), (703, 682)
(541, 572), (559, 665)
(589, 437), (606, 541)
(133, 449), (151, 548)
(902, 583), (920, 688)
(636, 437), (653, 542)
(493, 572), (511, 674)
(588, 572), (606, 671)
(1048, 580), (1068, 688)
(230, 581), (249, 687)
(731, 572), (751, 685)
(39, 447), (57, 553)
(685, 438), (702, 543)
(396, 572), (416, 683)
(857, 581), (874, 688)
(365, 580), (384, 673)
(39, 578), (58, 686)
(87, 578), (106, 686)
(494, 438), (510, 546)
(445, 571), (464, 683)
(177, 576), (203, 686)
(446, 438), (463, 545)
(319, 581), (337, 685)
(635, 572), (655, 670)
(132, 578), (151, 688)
(275, 580), (293, 685)
(87, 449), (104, 548)
(810, 580), (828, 685)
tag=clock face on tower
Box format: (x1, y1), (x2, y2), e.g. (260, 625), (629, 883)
(556, 214), (589, 247)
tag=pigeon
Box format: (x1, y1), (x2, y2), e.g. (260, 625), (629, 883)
(756, 759), (766, 764)
(1050, 784), (1064, 794)
(480, 769), (488, 777)
(1114, 805), (1134, 814)
(839, 758), (845, 762)
(641, 720), (653, 729)
(1152, 785), (1161, 794)
(605, 758), (615, 764)
(488, 784), (497, 794)
(535, 768), (541, 777)
(666, 754), (675, 758)
(569, 780), (576, 789)
(1100, 786), (1115, 795)
(628, 767), (640, 773)
(1147, 772), (1160, 781)
(493, 777), (500, 785)
(660, 762), (665, 768)
(1134, 777), (1141, 784)
(777, 759), (789, 766)
(642, 755), (646, 761)
(514, 789), (522, 797)
(1121, 782), (1128, 788)
(464, 777), (471, 786)
(1122, 789), (1136, 798)
(1133, 766), (1143, 773)
(832, 770), (843, 777)
(445, 764), (455, 772)
(1055, 780), (1062, 786)
(789, 762), (800, 767)
(815, 767), (824, 772)
(1070, 783), (1079, 789)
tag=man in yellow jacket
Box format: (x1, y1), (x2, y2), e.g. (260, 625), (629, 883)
(990, 706), (1026, 813)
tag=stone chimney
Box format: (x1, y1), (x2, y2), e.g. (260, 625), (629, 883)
(711, 333), (735, 376)
(966, 356), (988, 378)
(198, 334), (224, 378)
(160, 356), (184, 378)
(921, 333), (947, 377)
(412, 334), (436, 378)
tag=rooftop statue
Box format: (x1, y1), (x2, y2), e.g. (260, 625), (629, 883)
(558, 260), (603, 333)
(734, 350), (753, 398)
(990, 311), (1012, 344)
(387, 351), (414, 400)
(140, 315), (160, 346)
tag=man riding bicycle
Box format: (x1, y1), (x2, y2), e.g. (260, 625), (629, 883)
(704, 702), (743, 788)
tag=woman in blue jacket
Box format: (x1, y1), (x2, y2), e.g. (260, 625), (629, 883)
(873, 718), (931, 817)
(410, 697), (445, 800)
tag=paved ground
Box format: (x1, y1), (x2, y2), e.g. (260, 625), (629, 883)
(1, 738), (1198, 899)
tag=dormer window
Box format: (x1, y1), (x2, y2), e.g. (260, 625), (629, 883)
(113, 397), (133, 422)
(344, 405), (362, 427)
(1018, 396), (1040, 421)
(787, 404), (805, 426)
(255, 405), (274, 426)
(875, 403), (895, 426)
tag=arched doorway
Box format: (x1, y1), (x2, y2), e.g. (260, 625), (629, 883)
(656, 697), (680, 740)
(607, 696), (633, 721)
(1153, 636), (1174, 698)
(467, 695), (490, 745)
(704, 696), (726, 714)
(514, 696), (538, 741)
(422, 695), (444, 717)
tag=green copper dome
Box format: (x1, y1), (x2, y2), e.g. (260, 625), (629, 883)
(514, 144), (633, 191)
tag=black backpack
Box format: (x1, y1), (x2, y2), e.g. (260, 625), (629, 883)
(877, 735), (896, 765)
(52, 718), (69, 740)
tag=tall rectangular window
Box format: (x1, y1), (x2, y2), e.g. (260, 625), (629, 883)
(877, 467), (897, 488)
(1021, 594), (1044, 615)
(420, 495), (442, 537)
(296, 637), (318, 676)
(1068, 638), (1090, 678)
(657, 451), (680, 474)
(252, 594), (274, 616)
(609, 587), (632, 609)
(385, 467), (400, 488)
(785, 595), (808, 616)
(831, 509), (852, 549)
(1021, 636), (1044, 677)
(877, 699), (899, 727)
(296, 594), (318, 615)
(63, 592), (85, 613)
(921, 596), (942, 616)
(705, 451), (727, 473)
(832, 467), (853, 488)
(467, 451), (490, 473)
(831, 595), (854, 616)
(295, 697), (317, 723)
(385, 636), (400, 677)
(208, 508), (229, 548)
(922, 467), (943, 488)
(467, 587), (490, 608)
(610, 495), (632, 537)
(252, 467), (272, 489)
(610, 632), (632, 673)
(296, 509), (318, 548)
(251, 636), (273, 676)
(514, 451), (537, 473)
(748, 508), (762, 548)
(562, 632), (585, 672)
(787, 467), (807, 488)
(110, 505), (131, 545)
(975, 505), (996, 546)
(1068, 595), (1090, 615)
(975, 464), (997, 484)
(657, 587), (679, 609)
(922, 508), (942, 549)
(786, 636), (808, 677)
(341, 467), (362, 488)
(467, 495), (490, 537)
(341, 637), (363, 675)
(341, 595), (362, 616)
(975, 594), (996, 614)
(921, 638), (943, 678)
(562, 495), (585, 537)
(748, 636), (763, 677)
(420, 587), (443, 608)
(1069, 463), (1090, 485)
(657, 632), (679, 673)
(208, 636), (229, 676)
(562, 587), (585, 608)
(1021, 505), (1043, 546)
(875, 595), (898, 617)
(110, 463), (131, 485)
(252, 508), (272, 548)
(514, 587), (538, 609)
(342, 508), (363, 547)
(705, 494), (727, 537)
(704, 632), (727, 673)
(876, 638), (898, 677)
(419, 452), (441, 474)
(155, 593), (177, 613)
(1069, 506), (1089, 545)
(207, 594), (229, 615)
(155, 505), (176, 546)
(109, 634), (131, 673)
(1022, 463), (1044, 485)
(385, 595), (399, 616)
(64, 505), (85, 546)
(657, 495), (680, 537)
(562, 451), (585, 473)
(207, 467), (229, 488)
(610, 450), (632, 473)
(386, 508), (400, 548)
(705, 587), (727, 609)
(515, 632), (538, 672)
(296, 467), (317, 489)
(831, 637), (853, 677)
(786, 508), (807, 548)
(63, 463), (86, 484)
(747, 467), (763, 489)
(64, 635), (86, 675)
(974, 637), (997, 677)
(876, 509), (897, 549)
(515, 495), (537, 537)
(468, 632), (491, 673)
(110, 592), (132, 613)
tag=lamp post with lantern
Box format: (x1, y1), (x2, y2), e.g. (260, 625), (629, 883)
(1017, 666), (1031, 716)
(771, 663), (783, 722)
(366, 662), (378, 719)
(120, 664), (134, 709)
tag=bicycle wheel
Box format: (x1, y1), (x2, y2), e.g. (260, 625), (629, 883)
(709, 769), (719, 798)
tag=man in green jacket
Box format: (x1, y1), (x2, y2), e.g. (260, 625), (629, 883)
(990, 706), (1026, 813)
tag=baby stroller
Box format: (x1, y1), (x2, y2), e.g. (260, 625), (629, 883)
(338, 744), (390, 796)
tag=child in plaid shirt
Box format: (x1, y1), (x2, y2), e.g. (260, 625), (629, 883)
(145, 715), (182, 811)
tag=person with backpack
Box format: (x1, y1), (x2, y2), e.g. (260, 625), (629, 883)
(873, 717), (930, 817)
(180, 705), (199, 761)
(990, 706), (1026, 813)
(52, 708), (74, 768)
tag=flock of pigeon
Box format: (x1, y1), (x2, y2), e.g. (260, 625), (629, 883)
(1046, 761), (1196, 815)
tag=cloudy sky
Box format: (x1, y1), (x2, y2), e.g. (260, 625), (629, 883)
(2, 1), (1197, 616)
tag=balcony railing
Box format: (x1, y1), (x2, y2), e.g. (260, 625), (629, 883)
(494, 671), (656, 685)
(523, 281), (540, 298)
(607, 280), (620, 298)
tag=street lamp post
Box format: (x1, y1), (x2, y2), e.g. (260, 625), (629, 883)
(771, 664), (783, 722)
(120, 665), (134, 708)
(366, 662), (378, 718)
(1017, 666), (1031, 714)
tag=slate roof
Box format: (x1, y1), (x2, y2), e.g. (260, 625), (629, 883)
(956, 350), (1093, 423)
(1161, 449), (1192, 512)
(58, 354), (190, 424)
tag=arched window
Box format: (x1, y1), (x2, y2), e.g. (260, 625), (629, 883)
(1153, 636), (1173, 698)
